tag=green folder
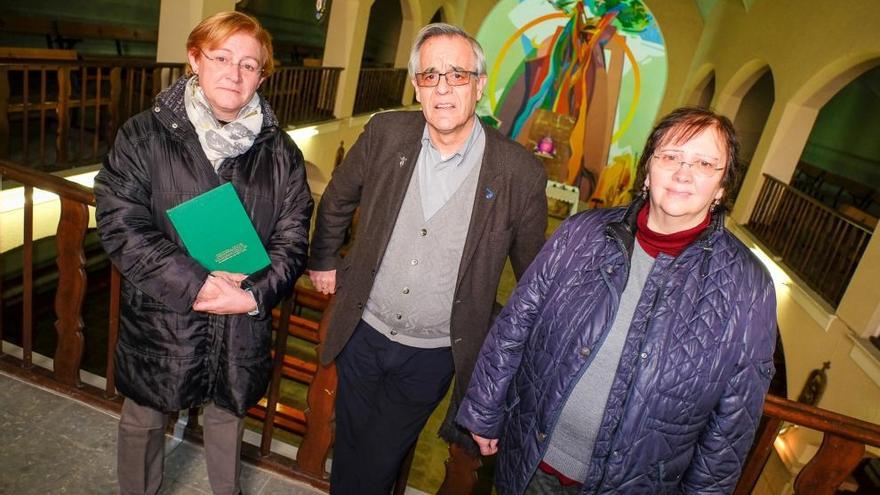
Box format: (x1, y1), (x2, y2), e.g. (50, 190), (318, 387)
(166, 182), (271, 275)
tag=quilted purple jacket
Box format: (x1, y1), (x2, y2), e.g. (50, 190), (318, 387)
(456, 198), (777, 495)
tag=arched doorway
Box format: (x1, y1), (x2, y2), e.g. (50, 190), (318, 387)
(687, 71), (716, 109)
(730, 68), (775, 204)
(794, 64), (880, 226)
(430, 7), (444, 23)
(362, 0), (403, 68)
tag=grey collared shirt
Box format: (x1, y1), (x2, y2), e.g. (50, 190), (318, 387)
(418, 120), (486, 220)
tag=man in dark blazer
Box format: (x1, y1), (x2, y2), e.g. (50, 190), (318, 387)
(308, 23), (547, 494)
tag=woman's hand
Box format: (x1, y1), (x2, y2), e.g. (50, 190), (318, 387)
(193, 272), (257, 314)
(471, 433), (499, 456)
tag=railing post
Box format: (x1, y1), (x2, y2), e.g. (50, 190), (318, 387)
(793, 434), (865, 494)
(297, 298), (338, 479)
(56, 66), (70, 164)
(22, 185), (34, 368)
(0, 67), (9, 158)
(53, 197), (89, 386)
(733, 416), (783, 495)
(260, 294), (295, 457)
(108, 67), (122, 148)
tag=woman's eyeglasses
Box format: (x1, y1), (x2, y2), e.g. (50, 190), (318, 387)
(200, 50), (263, 76)
(652, 150), (724, 177)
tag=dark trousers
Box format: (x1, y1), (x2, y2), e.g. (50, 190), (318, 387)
(524, 469), (583, 495)
(117, 399), (244, 495)
(330, 320), (455, 495)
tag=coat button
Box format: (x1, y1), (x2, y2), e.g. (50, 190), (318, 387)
(395, 313), (402, 320)
(419, 228), (427, 237)
(640, 352), (648, 359)
(402, 287), (410, 294)
(390, 330), (398, 336)
(171, 122), (178, 129)
(410, 259), (419, 266)
(536, 431), (546, 442)
(153, 106), (161, 112)
(579, 347), (591, 357)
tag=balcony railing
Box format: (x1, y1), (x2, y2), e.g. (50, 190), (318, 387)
(0, 60), (342, 171)
(0, 158), (339, 490)
(352, 67), (408, 115)
(734, 395), (880, 495)
(747, 173), (873, 307)
(2, 163), (878, 494)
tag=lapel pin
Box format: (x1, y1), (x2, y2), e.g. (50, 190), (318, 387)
(485, 187), (495, 200)
(399, 155), (407, 167)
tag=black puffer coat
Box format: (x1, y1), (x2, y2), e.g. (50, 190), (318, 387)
(94, 77), (313, 416)
(457, 198), (777, 494)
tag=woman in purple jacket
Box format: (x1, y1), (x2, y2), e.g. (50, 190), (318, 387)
(456, 107), (777, 495)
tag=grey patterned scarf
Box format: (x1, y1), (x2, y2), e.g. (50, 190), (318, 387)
(183, 76), (263, 171)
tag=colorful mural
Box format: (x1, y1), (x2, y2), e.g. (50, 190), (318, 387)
(476, 0), (666, 211)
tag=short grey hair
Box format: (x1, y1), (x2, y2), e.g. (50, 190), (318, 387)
(407, 23), (487, 78)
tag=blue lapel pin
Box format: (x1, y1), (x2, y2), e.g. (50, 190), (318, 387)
(485, 187), (495, 200)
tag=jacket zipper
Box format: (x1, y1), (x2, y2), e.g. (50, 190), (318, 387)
(533, 231), (630, 491)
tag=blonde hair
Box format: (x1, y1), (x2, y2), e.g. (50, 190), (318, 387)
(186, 11), (275, 77)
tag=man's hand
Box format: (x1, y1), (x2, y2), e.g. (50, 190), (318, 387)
(471, 433), (499, 456)
(193, 273), (257, 314)
(307, 269), (337, 295)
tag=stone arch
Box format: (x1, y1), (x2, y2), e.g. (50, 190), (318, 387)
(714, 58), (772, 118)
(731, 53), (880, 224)
(684, 64), (716, 109)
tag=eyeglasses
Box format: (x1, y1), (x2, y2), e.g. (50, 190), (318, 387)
(652, 150), (725, 178)
(414, 70), (479, 87)
(199, 49), (263, 76)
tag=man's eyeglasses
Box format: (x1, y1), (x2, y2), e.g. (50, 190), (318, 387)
(414, 70), (479, 87)
(200, 49), (263, 76)
(652, 150), (725, 178)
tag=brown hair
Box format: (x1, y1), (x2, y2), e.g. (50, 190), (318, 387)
(186, 11), (274, 77)
(636, 106), (741, 208)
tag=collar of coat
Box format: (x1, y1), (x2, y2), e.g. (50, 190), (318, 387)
(153, 75), (280, 134)
(606, 195), (726, 259)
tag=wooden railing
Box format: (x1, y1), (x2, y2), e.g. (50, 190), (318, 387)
(734, 395), (880, 495)
(4, 162), (878, 494)
(261, 66), (342, 127)
(0, 60), (342, 170)
(353, 67), (408, 115)
(747, 174), (873, 307)
(0, 158), (340, 491)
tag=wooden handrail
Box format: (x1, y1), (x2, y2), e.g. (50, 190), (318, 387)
(1, 60), (343, 169)
(733, 393), (880, 495)
(0, 160), (95, 205)
(757, 174), (872, 233)
(763, 394), (880, 446)
(747, 173), (873, 306)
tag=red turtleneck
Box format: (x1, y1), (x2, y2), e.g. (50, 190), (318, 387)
(636, 203), (711, 258)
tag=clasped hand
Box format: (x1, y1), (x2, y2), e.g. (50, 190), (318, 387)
(193, 271), (257, 314)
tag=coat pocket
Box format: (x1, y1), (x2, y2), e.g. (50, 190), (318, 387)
(656, 448), (695, 492)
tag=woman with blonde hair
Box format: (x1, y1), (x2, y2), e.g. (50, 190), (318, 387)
(95, 11), (312, 495)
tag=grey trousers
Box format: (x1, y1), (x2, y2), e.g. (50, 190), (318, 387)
(117, 398), (245, 495)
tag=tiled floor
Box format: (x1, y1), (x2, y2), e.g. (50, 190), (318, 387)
(0, 372), (325, 495)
